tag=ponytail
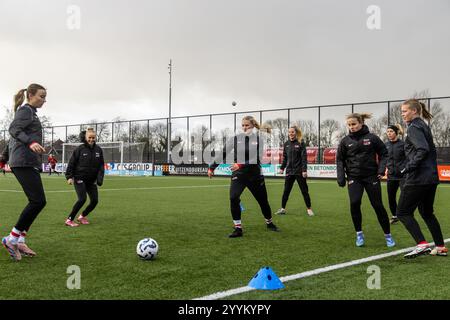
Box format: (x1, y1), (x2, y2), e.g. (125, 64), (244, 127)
(13, 89), (27, 112)
(242, 115), (272, 134)
(13, 83), (46, 112)
(346, 112), (372, 124)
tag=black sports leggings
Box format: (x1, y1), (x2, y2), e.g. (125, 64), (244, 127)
(347, 177), (390, 234)
(68, 180), (98, 220)
(282, 175), (311, 209)
(386, 179), (403, 217)
(229, 174), (272, 221)
(397, 184), (444, 246)
(12, 167), (47, 232)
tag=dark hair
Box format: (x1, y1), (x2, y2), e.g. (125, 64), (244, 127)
(13, 83), (46, 112)
(387, 124), (404, 136)
(79, 130), (87, 142)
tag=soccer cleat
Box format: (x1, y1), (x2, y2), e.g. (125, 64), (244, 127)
(385, 235), (396, 248)
(307, 209), (315, 217)
(17, 243), (37, 257)
(356, 233), (365, 247)
(2, 237), (22, 261)
(266, 223), (279, 232)
(228, 228), (243, 238)
(430, 246), (448, 257)
(77, 216), (90, 225)
(65, 219), (79, 227)
(404, 244), (431, 259)
(390, 216), (399, 224)
(275, 208), (286, 215)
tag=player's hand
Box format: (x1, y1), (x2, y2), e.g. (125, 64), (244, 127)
(67, 178), (73, 185)
(377, 174), (383, 180)
(302, 172), (308, 178)
(29, 142), (45, 154)
(207, 168), (214, 179)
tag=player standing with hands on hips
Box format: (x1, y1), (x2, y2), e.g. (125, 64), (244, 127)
(2, 84), (47, 261)
(275, 125), (314, 216)
(208, 116), (278, 238)
(64, 128), (105, 227)
(336, 113), (395, 248)
(397, 99), (447, 258)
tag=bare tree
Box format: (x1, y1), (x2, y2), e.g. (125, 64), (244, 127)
(294, 120), (318, 146)
(320, 119), (344, 147)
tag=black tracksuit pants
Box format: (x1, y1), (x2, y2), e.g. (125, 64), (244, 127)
(386, 179), (404, 217)
(229, 174), (272, 222)
(347, 176), (390, 234)
(11, 167), (47, 232)
(282, 174), (311, 209)
(397, 184), (444, 246)
(68, 180), (98, 220)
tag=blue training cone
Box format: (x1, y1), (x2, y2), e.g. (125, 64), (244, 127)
(248, 266), (285, 290)
(240, 203), (245, 212)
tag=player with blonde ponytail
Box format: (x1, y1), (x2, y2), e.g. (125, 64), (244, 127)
(208, 115), (278, 237)
(276, 125), (314, 216)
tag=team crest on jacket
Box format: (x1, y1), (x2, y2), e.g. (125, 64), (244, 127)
(96, 152), (100, 157)
(363, 139), (371, 146)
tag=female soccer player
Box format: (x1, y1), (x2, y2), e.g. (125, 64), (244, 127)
(47, 153), (59, 176)
(64, 128), (105, 227)
(1, 84), (47, 261)
(397, 99), (447, 258)
(336, 113), (395, 248)
(385, 124), (406, 224)
(275, 125), (314, 216)
(208, 116), (278, 237)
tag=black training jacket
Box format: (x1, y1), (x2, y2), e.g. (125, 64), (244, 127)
(8, 104), (43, 168)
(385, 139), (406, 180)
(65, 142), (105, 185)
(280, 139), (307, 175)
(336, 125), (388, 185)
(402, 117), (439, 186)
(209, 130), (265, 177)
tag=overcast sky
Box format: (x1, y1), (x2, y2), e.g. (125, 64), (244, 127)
(1, 0), (449, 126)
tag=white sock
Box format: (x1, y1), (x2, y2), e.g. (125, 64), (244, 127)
(8, 228), (21, 244)
(233, 220), (242, 229)
(356, 231), (363, 236)
(18, 231), (27, 243)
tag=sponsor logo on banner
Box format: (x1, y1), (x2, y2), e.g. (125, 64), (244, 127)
(438, 165), (450, 181)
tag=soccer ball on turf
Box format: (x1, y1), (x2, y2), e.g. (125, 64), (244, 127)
(136, 238), (159, 260)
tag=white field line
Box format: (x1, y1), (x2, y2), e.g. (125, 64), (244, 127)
(0, 182), (285, 193)
(194, 238), (450, 300)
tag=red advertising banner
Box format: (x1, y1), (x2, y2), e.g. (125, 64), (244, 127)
(438, 165), (450, 181)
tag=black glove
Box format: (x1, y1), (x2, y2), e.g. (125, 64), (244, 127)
(337, 180), (346, 187)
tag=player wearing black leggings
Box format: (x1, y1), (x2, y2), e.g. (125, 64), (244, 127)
(275, 125), (314, 217)
(397, 99), (447, 259)
(2, 84), (47, 261)
(385, 124), (406, 224)
(336, 112), (395, 248)
(64, 128), (104, 227)
(208, 116), (278, 238)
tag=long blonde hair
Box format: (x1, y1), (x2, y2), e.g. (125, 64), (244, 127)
(13, 83), (46, 112)
(402, 99), (433, 120)
(290, 125), (303, 141)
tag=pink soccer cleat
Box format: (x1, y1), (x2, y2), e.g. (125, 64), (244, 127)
(17, 243), (37, 257)
(2, 237), (22, 261)
(65, 219), (80, 227)
(77, 216), (90, 225)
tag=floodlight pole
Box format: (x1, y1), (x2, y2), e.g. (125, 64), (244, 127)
(167, 59), (173, 163)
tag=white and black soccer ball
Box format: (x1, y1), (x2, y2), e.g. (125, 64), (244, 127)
(136, 238), (159, 260)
